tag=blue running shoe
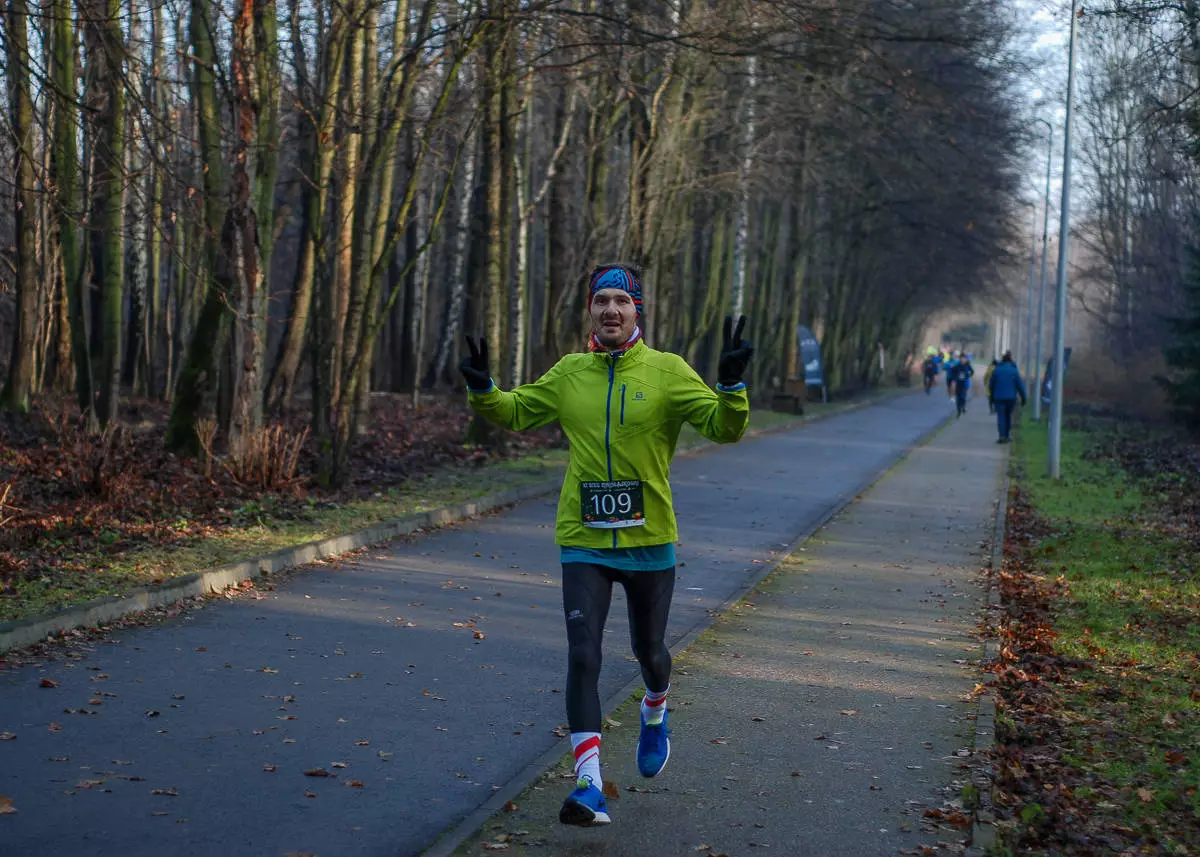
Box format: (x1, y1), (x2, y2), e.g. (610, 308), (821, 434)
(636, 709), (670, 778)
(558, 776), (611, 827)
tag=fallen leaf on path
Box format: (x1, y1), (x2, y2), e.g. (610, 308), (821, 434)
(751, 716), (766, 722)
(473, 631), (486, 640)
(304, 768), (332, 777)
(694, 845), (711, 852)
(355, 739), (370, 746)
(602, 781), (621, 800)
(502, 800), (518, 812)
(344, 780), (364, 788)
(150, 787), (179, 796)
(303, 790), (317, 798)
(150, 811), (169, 817)
(1137, 788), (1154, 803)
(840, 709), (859, 716)
(330, 761), (348, 769)
(263, 764), (277, 773)
(0, 732), (15, 741)
(39, 679), (58, 688)
(710, 737), (728, 744)
(481, 844), (509, 852)
(0, 795), (15, 814)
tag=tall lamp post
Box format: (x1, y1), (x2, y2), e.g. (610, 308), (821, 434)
(1020, 200), (1038, 380)
(1031, 117), (1053, 423)
(1049, 0), (1079, 479)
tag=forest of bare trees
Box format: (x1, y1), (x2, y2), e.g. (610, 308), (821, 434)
(1, 0), (1028, 482)
(1066, 1), (1200, 422)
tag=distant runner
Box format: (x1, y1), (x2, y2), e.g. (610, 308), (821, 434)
(948, 354), (975, 417)
(988, 351), (1027, 443)
(461, 263), (753, 827)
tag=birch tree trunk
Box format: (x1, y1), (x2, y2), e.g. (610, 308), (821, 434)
(729, 54), (756, 319)
(123, 1), (149, 394)
(430, 94), (477, 384)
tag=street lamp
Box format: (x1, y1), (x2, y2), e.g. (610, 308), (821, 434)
(1031, 117), (1053, 424)
(1049, 1), (1079, 479)
(1019, 200), (1038, 381)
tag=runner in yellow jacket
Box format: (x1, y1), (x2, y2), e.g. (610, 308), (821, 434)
(462, 262), (753, 827)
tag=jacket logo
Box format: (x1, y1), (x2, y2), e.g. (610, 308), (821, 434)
(632, 391), (645, 401)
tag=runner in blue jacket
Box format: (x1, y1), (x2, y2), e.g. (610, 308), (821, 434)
(987, 352), (1027, 443)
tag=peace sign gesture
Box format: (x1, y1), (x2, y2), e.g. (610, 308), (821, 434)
(460, 335), (492, 391)
(717, 315), (754, 386)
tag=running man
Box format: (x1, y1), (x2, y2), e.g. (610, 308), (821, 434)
(460, 263), (753, 827)
(949, 353), (975, 417)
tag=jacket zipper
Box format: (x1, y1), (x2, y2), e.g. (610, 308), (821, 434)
(605, 355), (618, 548)
(620, 384), (626, 426)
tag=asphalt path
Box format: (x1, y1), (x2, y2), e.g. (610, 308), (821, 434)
(0, 392), (951, 857)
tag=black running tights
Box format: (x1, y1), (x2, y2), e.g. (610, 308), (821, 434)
(561, 562), (675, 733)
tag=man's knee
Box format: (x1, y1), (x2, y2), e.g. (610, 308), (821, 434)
(633, 639), (670, 673)
(567, 642), (602, 680)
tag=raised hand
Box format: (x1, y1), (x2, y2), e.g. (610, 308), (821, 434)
(717, 315), (754, 386)
(460, 335), (492, 391)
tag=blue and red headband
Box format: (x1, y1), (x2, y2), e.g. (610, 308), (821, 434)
(588, 266), (643, 317)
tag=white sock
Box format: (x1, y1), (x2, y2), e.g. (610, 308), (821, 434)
(641, 685), (669, 725)
(571, 732), (602, 787)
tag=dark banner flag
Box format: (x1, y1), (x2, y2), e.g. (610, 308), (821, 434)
(797, 325), (825, 387)
(1040, 347), (1072, 406)
(795, 325), (827, 402)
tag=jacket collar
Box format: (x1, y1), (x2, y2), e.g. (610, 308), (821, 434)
(590, 337), (647, 364)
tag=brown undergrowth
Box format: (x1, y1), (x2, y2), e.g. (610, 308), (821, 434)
(0, 393), (563, 621)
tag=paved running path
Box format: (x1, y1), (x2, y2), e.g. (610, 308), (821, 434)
(0, 392), (953, 857)
(454, 401), (1005, 857)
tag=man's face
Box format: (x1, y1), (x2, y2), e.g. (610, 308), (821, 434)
(589, 288), (638, 349)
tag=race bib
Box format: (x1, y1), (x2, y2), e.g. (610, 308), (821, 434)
(580, 480), (646, 529)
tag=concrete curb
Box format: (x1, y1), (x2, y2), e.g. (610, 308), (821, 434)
(965, 447), (1011, 856)
(0, 480), (559, 654)
(0, 390), (916, 656)
(419, 404), (952, 857)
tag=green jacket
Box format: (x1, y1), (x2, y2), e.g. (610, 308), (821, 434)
(467, 340), (749, 549)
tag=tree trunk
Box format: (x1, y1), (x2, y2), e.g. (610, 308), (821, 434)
(164, 0), (230, 453)
(1, 0), (39, 413)
(729, 55), (756, 319)
(123, 3), (148, 394)
(225, 0), (268, 461)
(79, 0), (127, 426)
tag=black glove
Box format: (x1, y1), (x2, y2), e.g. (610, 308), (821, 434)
(460, 336), (492, 391)
(717, 314), (754, 386)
